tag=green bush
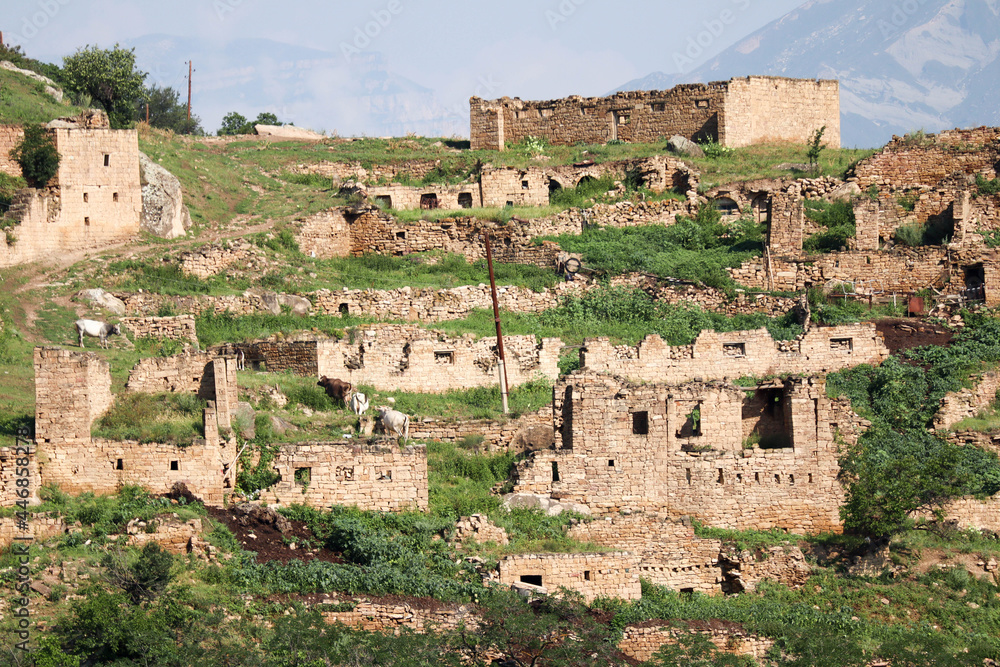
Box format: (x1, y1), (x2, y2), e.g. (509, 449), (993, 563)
(803, 200), (856, 253)
(549, 174), (618, 208)
(975, 173), (1000, 195)
(9, 123), (60, 187)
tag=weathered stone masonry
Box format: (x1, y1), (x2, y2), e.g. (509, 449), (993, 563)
(497, 552), (641, 602)
(471, 77), (840, 150)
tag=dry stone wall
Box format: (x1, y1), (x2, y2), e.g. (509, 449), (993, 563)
(120, 315), (199, 347)
(933, 371), (1000, 431)
(34, 347), (113, 445)
(125, 352), (238, 408)
(178, 239), (266, 278)
(619, 623), (774, 663)
(0, 125), (24, 177)
(514, 373), (843, 533)
(0, 516), (66, 548)
(497, 552), (641, 602)
(721, 76), (841, 148)
(260, 440), (428, 512)
(409, 407), (553, 452)
(581, 323), (888, 385)
(321, 599), (477, 634)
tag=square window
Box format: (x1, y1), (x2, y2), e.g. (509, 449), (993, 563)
(608, 459), (615, 468)
(723, 342), (746, 357)
(170, 460), (178, 471)
(520, 575), (543, 587)
(434, 351), (455, 365)
(695, 99), (710, 109)
(294, 467), (311, 487)
(584, 570), (592, 581)
(830, 338), (854, 352)
(632, 411), (649, 435)
(521, 180), (529, 189)
(115, 458), (123, 470)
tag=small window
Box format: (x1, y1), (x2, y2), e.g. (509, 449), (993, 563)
(170, 460), (178, 471)
(339, 303), (349, 316)
(84, 217), (90, 226)
(789, 474), (795, 485)
(103, 154), (110, 167)
(115, 458), (123, 470)
(458, 192), (473, 209)
(651, 103), (665, 112)
(608, 459), (616, 468)
(505, 201), (514, 208)
(686, 468), (692, 485)
(419, 193), (439, 210)
(336, 465), (354, 482)
(294, 467), (311, 487)
(521, 180), (529, 190)
(723, 342), (746, 357)
(680, 587), (694, 595)
(717, 468), (724, 484)
(377, 469), (392, 481)
(552, 461), (560, 482)
(113, 192), (119, 202)
(395, 231), (406, 240)
(434, 351), (455, 365)
(375, 195), (392, 209)
(83, 192), (88, 203)
(695, 99), (710, 109)
(632, 411), (649, 435)
(830, 338), (854, 352)
(754, 472), (760, 483)
(808, 473), (814, 484)
(774, 474), (781, 484)
(584, 570), (592, 581)
(520, 575), (543, 587)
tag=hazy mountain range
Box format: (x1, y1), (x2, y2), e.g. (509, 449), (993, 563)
(615, 0), (1000, 147)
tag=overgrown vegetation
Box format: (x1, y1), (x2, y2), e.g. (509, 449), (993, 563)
(92, 392), (206, 445)
(802, 200), (856, 253)
(9, 123), (60, 187)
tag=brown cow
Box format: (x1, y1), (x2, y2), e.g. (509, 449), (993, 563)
(318, 376), (352, 404)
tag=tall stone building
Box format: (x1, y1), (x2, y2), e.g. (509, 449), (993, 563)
(470, 76), (840, 150)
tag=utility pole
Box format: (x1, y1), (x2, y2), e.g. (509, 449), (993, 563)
(186, 60), (193, 120)
(483, 229), (510, 414)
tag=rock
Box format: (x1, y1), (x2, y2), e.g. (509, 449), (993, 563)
(277, 293), (312, 316)
(30, 581), (52, 598)
(74, 288), (126, 316)
(254, 124), (326, 141)
(233, 402), (256, 439)
(666, 135), (705, 158)
(827, 181), (862, 201)
(502, 493), (551, 511)
(139, 152), (192, 239)
(358, 415), (376, 436)
(233, 503), (292, 534)
(269, 415), (297, 435)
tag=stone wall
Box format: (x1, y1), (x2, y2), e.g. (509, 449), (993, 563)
(0, 445), (42, 507)
(178, 239), (266, 278)
(119, 315), (199, 347)
(619, 623), (774, 663)
(939, 495), (1000, 532)
(479, 166), (550, 208)
(0, 516), (66, 548)
(34, 347), (113, 445)
(496, 552), (641, 602)
(316, 325), (562, 393)
(125, 352), (238, 408)
(580, 323), (888, 385)
(260, 440), (428, 512)
(367, 182), (484, 212)
(321, 599), (477, 633)
(296, 208), (352, 259)
(0, 125), (24, 177)
(0, 127), (142, 268)
(471, 77), (839, 150)
(409, 407), (553, 452)
(514, 373), (843, 533)
(933, 371), (1000, 431)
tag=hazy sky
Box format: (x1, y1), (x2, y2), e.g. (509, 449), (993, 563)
(0, 0), (808, 134)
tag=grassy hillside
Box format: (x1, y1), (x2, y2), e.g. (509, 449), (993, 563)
(0, 66), (82, 125)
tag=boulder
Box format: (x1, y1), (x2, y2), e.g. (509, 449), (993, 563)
(254, 124), (326, 141)
(233, 402), (256, 439)
(667, 135), (705, 158)
(2, 61), (62, 101)
(277, 293), (312, 316)
(827, 181), (862, 202)
(139, 152), (192, 239)
(268, 415), (297, 436)
(74, 288), (126, 316)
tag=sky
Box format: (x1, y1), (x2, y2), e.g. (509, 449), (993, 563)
(0, 0), (808, 135)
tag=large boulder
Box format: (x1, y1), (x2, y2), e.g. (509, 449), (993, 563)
(667, 135), (705, 158)
(74, 288), (126, 316)
(139, 152), (192, 239)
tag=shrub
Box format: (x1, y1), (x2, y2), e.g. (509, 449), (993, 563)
(803, 200), (856, 253)
(102, 542), (174, 604)
(9, 123), (59, 187)
(975, 173), (1000, 195)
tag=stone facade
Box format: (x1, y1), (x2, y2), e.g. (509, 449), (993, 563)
(178, 239), (267, 278)
(496, 552), (641, 602)
(34, 347), (114, 445)
(125, 351), (238, 410)
(321, 599), (477, 634)
(260, 440), (428, 512)
(316, 326), (562, 393)
(619, 622), (774, 663)
(471, 77), (840, 150)
(581, 323), (888, 385)
(0, 127), (142, 268)
(119, 315), (199, 348)
(513, 372), (843, 533)
(0, 125), (24, 178)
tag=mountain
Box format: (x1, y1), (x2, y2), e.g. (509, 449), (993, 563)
(127, 34), (466, 137)
(615, 0), (1000, 148)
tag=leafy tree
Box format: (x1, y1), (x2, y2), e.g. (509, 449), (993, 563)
(649, 629), (754, 666)
(9, 123), (59, 187)
(807, 125), (827, 176)
(218, 111), (285, 136)
(62, 44), (147, 128)
(141, 84), (202, 135)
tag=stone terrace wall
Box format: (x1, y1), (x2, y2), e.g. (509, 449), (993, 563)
(409, 407), (553, 452)
(620, 623), (774, 664)
(581, 323), (888, 385)
(321, 599), (477, 633)
(0, 445), (42, 506)
(367, 182), (484, 211)
(851, 127), (1000, 190)
(722, 76), (840, 148)
(0, 125), (24, 177)
(939, 495), (1000, 532)
(179, 239), (266, 278)
(317, 325), (562, 393)
(261, 440), (428, 512)
(515, 373), (843, 533)
(0, 516), (66, 548)
(933, 371), (1000, 431)
(497, 552), (641, 602)
(296, 208), (352, 259)
(567, 514), (723, 594)
(34, 347), (113, 445)
(120, 315), (199, 347)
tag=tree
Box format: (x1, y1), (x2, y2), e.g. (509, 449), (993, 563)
(63, 44), (147, 129)
(101, 541), (174, 604)
(218, 111), (251, 136)
(141, 84), (202, 135)
(9, 123), (60, 187)
(806, 125), (827, 176)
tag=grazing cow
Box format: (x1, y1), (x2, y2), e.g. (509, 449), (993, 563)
(378, 407), (410, 442)
(74, 319), (121, 349)
(349, 392), (370, 416)
(317, 376), (352, 404)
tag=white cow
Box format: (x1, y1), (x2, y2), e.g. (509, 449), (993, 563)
(349, 392), (370, 416)
(378, 407), (410, 442)
(74, 319), (121, 349)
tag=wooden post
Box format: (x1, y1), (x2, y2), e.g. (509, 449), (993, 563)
(483, 229), (510, 414)
(187, 60), (192, 120)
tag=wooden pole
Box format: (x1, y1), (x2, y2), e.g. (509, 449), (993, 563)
(187, 60), (192, 120)
(483, 229), (510, 414)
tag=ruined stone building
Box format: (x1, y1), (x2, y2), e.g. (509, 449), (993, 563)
(0, 113), (143, 268)
(471, 77), (840, 150)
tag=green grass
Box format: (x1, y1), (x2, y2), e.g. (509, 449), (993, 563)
(0, 66), (82, 125)
(92, 392), (207, 445)
(803, 200), (857, 254)
(949, 399), (1000, 433)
